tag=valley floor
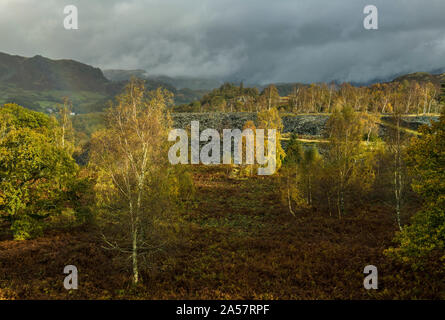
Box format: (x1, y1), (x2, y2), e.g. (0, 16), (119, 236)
(0, 166), (443, 299)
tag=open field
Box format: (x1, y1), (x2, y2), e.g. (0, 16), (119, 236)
(1, 165), (443, 300)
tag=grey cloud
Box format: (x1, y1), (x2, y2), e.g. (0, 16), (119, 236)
(0, 0), (444, 85)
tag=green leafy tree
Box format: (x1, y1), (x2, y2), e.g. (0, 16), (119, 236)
(386, 113), (445, 267)
(281, 134), (304, 215)
(0, 104), (77, 239)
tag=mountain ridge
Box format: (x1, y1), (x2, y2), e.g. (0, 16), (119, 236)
(0, 52), (208, 111)
(0, 52), (109, 92)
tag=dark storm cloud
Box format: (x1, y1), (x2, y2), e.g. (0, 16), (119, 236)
(0, 0), (444, 84)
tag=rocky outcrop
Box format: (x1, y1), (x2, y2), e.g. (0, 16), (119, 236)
(172, 112), (439, 137)
(381, 115), (439, 131)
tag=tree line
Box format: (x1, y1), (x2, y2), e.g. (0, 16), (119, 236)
(174, 80), (442, 115)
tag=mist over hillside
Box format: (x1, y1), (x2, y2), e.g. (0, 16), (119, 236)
(103, 69), (222, 91)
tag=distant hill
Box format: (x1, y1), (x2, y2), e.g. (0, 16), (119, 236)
(391, 72), (445, 86)
(0, 52), (109, 92)
(102, 69), (147, 82)
(0, 52), (208, 112)
(103, 69), (221, 90)
(0, 52), (114, 114)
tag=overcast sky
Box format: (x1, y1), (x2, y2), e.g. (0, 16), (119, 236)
(0, 0), (444, 84)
